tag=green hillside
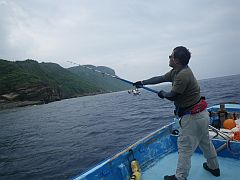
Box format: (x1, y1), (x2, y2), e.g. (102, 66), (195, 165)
(0, 59), (131, 105)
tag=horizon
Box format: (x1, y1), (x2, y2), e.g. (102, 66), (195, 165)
(1, 58), (239, 82)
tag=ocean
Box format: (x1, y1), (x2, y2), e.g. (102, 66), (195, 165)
(0, 74), (240, 180)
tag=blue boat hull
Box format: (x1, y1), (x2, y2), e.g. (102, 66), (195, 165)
(72, 104), (240, 180)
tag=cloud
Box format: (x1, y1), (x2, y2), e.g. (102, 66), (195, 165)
(0, 0), (240, 80)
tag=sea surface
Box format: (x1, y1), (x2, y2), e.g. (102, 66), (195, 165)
(0, 74), (240, 180)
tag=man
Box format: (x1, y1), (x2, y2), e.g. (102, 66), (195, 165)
(133, 46), (220, 180)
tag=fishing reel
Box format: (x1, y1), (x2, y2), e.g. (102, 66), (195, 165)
(128, 88), (141, 96)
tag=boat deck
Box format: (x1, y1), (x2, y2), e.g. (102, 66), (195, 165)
(142, 152), (240, 180)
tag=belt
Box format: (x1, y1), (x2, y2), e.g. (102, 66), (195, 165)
(178, 99), (208, 117)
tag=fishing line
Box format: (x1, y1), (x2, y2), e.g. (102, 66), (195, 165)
(68, 61), (239, 154)
(67, 61), (159, 94)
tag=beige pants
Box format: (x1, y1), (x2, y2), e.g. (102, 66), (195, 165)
(175, 110), (219, 180)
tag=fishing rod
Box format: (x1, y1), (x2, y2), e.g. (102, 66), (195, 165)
(67, 61), (159, 94)
(68, 61), (236, 151)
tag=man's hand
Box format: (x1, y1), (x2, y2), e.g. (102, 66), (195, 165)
(158, 90), (165, 99)
(158, 90), (180, 101)
(133, 81), (143, 88)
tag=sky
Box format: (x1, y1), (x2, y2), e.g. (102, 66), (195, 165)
(0, 0), (240, 81)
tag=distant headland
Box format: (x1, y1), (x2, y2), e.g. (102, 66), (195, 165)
(0, 59), (131, 110)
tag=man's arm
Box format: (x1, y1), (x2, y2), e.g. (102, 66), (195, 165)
(142, 76), (166, 85)
(133, 75), (166, 88)
(158, 90), (180, 101)
(133, 70), (173, 87)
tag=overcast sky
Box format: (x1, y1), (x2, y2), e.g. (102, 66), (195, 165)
(1, 0), (240, 81)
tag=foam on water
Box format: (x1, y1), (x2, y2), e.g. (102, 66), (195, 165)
(142, 152), (240, 180)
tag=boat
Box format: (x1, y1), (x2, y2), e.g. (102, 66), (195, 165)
(72, 103), (240, 180)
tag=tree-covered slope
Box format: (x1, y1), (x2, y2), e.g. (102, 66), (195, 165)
(0, 59), (130, 104)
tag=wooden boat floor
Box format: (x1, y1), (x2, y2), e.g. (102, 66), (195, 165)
(142, 152), (240, 180)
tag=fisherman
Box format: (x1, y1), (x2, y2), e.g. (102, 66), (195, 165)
(133, 46), (220, 180)
(218, 104), (228, 127)
(209, 103), (228, 129)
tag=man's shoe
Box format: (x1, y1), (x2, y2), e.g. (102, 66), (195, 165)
(203, 162), (220, 176)
(164, 175), (178, 180)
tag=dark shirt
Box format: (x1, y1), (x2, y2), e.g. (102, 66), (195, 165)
(143, 66), (201, 109)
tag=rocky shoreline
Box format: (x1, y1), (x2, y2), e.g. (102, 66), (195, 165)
(0, 100), (44, 111)
(0, 91), (108, 111)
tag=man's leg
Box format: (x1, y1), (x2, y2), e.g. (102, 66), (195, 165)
(198, 111), (219, 170)
(175, 115), (199, 180)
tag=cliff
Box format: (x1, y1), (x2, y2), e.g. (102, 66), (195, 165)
(0, 59), (131, 109)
